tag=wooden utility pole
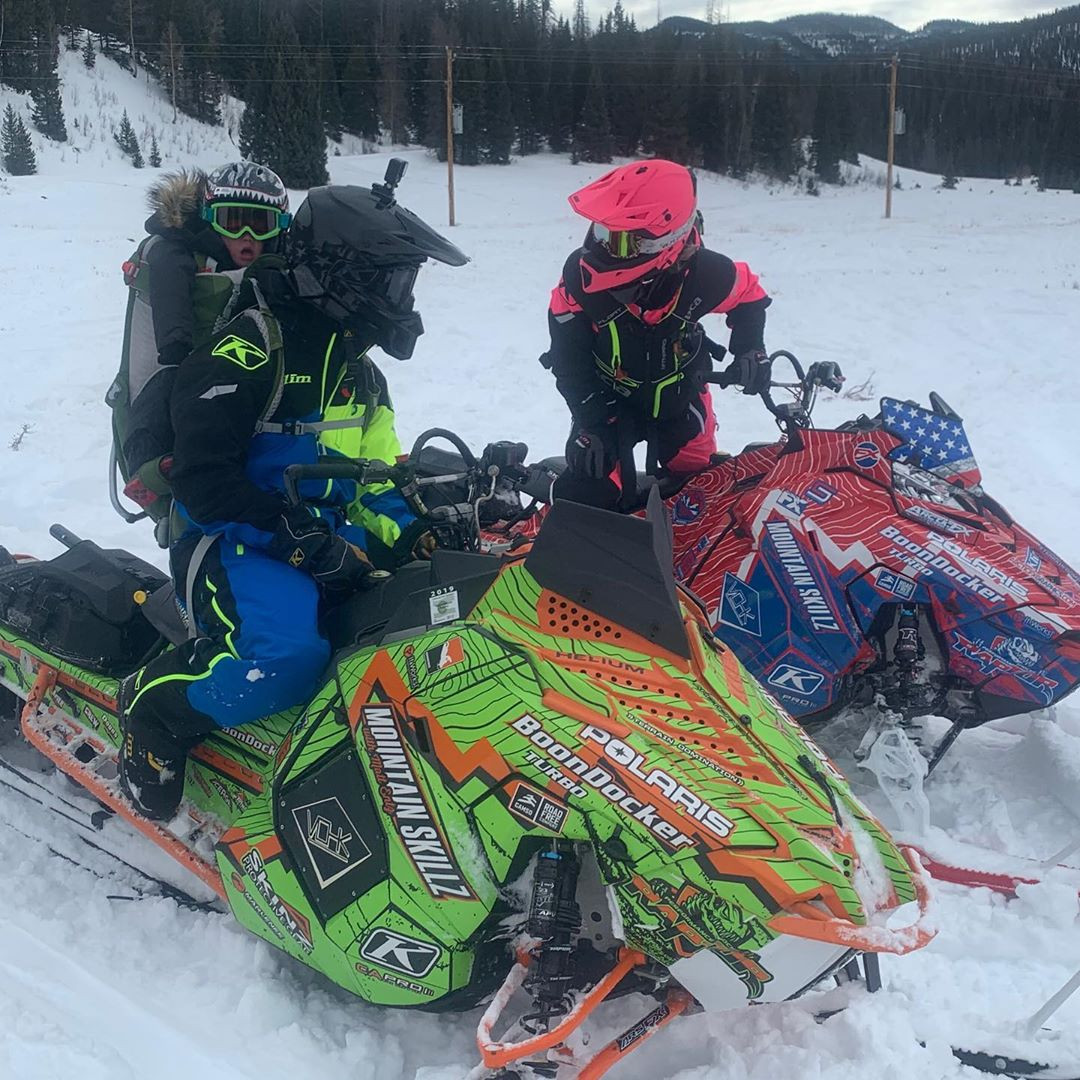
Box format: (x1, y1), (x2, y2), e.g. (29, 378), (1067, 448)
(445, 46), (456, 227)
(885, 54), (898, 219)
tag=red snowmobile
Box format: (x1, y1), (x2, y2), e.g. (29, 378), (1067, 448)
(472, 353), (1080, 778)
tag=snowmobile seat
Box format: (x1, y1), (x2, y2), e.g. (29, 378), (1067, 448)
(0, 539), (168, 675)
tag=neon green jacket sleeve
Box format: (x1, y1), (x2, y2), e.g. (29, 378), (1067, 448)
(320, 353), (413, 549)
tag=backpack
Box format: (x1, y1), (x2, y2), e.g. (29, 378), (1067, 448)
(105, 236), (250, 538)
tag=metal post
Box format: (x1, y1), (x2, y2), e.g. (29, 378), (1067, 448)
(445, 46), (456, 227)
(885, 54), (898, 219)
(1024, 968), (1080, 1038)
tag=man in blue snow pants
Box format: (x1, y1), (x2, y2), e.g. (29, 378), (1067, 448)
(117, 184), (460, 821)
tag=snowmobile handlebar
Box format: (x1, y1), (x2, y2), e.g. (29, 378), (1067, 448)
(282, 461), (397, 508)
(752, 351), (846, 434)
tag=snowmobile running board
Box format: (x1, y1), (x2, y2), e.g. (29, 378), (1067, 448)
(911, 845), (1080, 903)
(18, 661), (226, 900)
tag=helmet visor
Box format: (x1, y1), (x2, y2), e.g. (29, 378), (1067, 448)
(208, 202), (291, 241)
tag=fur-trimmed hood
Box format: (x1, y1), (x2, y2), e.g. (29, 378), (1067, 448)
(145, 168), (207, 230)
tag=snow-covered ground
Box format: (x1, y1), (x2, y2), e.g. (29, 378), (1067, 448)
(2, 43), (1080, 1080)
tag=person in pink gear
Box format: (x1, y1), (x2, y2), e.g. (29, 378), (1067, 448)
(541, 159), (771, 509)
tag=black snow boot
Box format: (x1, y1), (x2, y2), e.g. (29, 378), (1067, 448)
(118, 711), (188, 822)
(116, 674), (194, 822)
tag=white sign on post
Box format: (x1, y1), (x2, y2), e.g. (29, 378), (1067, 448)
(452, 104), (464, 135)
(894, 108), (906, 136)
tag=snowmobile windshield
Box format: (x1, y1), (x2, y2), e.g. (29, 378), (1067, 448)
(881, 396), (982, 490)
(891, 460), (971, 511)
(206, 202), (291, 241)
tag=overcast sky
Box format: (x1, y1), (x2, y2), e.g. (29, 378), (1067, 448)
(558, 0), (1061, 32)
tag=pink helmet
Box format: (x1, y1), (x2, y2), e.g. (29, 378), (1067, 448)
(569, 159), (699, 294)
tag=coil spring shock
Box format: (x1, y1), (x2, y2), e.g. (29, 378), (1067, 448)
(894, 603), (923, 673)
(521, 846), (582, 1037)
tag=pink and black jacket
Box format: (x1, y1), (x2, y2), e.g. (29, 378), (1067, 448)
(542, 248), (770, 428)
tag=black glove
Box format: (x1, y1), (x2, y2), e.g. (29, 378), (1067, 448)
(267, 505), (382, 592)
(808, 361), (845, 393)
(722, 349), (772, 396)
(392, 518), (438, 565)
(566, 422), (617, 480)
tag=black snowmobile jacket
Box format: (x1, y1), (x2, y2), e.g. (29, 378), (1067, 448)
(543, 248), (771, 428)
(168, 273), (414, 560)
(142, 169), (243, 365)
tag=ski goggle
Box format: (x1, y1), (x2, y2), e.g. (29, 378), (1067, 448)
(591, 214), (696, 259)
(204, 201), (291, 241)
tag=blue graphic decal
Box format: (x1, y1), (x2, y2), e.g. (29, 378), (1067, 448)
(767, 663), (826, 696)
(717, 573), (762, 637)
(802, 481), (836, 506)
(672, 488), (705, 526)
(876, 568), (918, 600)
(951, 630), (1058, 704)
(854, 441), (880, 469)
(776, 490), (808, 517)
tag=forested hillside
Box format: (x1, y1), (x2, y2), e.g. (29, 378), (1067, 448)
(1, 0), (1077, 188)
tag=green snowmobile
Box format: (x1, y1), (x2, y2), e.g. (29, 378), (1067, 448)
(0, 450), (932, 1079)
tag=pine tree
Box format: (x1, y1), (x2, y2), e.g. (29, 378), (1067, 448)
(239, 6), (328, 189)
(114, 110), (142, 167)
(376, 1), (407, 144)
(319, 53), (344, 143)
(510, 3), (545, 156)
(571, 66), (614, 164)
(544, 20), (575, 154)
(27, 10), (68, 143)
(148, 133), (161, 167)
(159, 23), (183, 122)
(31, 81), (68, 142)
(941, 173), (958, 190)
(82, 32), (96, 70)
(811, 75), (842, 185)
(2, 105), (38, 176)
(640, 43), (692, 164)
(451, 55), (486, 166)
(482, 58), (515, 165)
(171, 0), (222, 126)
(341, 47), (381, 142)
(750, 69), (795, 182)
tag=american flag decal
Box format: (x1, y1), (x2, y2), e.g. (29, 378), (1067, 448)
(881, 397), (982, 489)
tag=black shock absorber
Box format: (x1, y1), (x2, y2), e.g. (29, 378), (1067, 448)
(523, 846), (582, 1034)
(894, 603), (923, 672)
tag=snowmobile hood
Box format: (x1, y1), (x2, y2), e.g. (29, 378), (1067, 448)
(326, 501), (931, 1010)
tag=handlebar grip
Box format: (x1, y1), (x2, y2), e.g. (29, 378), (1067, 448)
(49, 523), (84, 549)
(705, 368), (737, 388)
(282, 462), (390, 507)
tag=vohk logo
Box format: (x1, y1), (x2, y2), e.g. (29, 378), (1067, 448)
(716, 573), (761, 637)
(767, 663), (826, 696)
(291, 797), (373, 890)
